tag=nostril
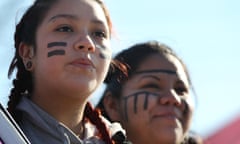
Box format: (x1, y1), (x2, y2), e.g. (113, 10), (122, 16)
(76, 45), (95, 51)
(88, 47), (94, 51)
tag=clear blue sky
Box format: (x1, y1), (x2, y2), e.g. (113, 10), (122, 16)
(0, 0), (239, 138)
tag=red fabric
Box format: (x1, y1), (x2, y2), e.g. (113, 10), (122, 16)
(204, 116), (240, 144)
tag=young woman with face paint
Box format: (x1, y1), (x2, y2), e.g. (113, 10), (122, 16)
(97, 41), (203, 144)
(7, 0), (129, 143)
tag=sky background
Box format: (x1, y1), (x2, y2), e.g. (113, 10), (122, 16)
(0, 0), (240, 139)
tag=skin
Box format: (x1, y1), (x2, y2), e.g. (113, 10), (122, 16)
(105, 54), (194, 144)
(19, 0), (111, 136)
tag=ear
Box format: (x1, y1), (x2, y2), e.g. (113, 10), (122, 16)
(19, 42), (35, 70)
(103, 91), (121, 121)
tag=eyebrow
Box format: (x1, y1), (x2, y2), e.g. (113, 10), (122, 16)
(48, 14), (106, 26)
(48, 14), (79, 22)
(91, 19), (106, 26)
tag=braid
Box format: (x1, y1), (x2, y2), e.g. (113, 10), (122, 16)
(7, 58), (32, 118)
(7, 14), (33, 117)
(7, 0), (55, 119)
(84, 102), (114, 144)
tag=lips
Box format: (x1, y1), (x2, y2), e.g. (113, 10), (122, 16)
(151, 112), (182, 128)
(153, 112), (178, 120)
(70, 58), (95, 69)
(152, 108), (183, 122)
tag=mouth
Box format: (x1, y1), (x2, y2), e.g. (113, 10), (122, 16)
(151, 113), (182, 127)
(153, 112), (178, 119)
(152, 110), (182, 122)
(70, 58), (95, 69)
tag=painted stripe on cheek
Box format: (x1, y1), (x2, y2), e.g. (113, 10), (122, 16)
(96, 44), (111, 60)
(144, 94), (149, 110)
(48, 50), (65, 57)
(99, 52), (109, 59)
(134, 95), (138, 113)
(47, 42), (67, 48)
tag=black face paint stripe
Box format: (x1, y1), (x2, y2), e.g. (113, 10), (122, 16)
(122, 91), (159, 122)
(123, 98), (129, 121)
(47, 42), (67, 48)
(135, 69), (177, 75)
(95, 44), (111, 60)
(48, 50), (65, 57)
(99, 52), (109, 59)
(134, 94), (138, 113)
(144, 94), (149, 110)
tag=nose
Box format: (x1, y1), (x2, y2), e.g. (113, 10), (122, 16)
(159, 89), (182, 106)
(74, 34), (96, 52)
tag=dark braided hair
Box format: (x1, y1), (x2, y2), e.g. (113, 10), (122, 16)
(7, 0), (116, 143)
(8, 0), (57, 117)
(84, 102), (114, 144)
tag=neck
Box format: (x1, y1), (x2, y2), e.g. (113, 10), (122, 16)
(31, 89), (88, 136)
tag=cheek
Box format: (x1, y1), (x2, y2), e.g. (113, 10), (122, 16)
(34, 57), (61, 77)
(94, 56), (111, 85)
(182, 98), (194, 133)
(95, 47), (112, 71)
(34, 44), (65, 72)
(119, 100), (149, 135)
(95, 41), (112, 60)
(98, 48), (111, 60)
(185, 97), (194, 119)
(99, 58), (111, 72)
(120, 93), (156, 122)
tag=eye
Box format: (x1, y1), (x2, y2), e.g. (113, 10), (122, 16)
(92, 31), (107, 39)
(55, 25), (73, 32)
(174, 86), (188, 95)
(174, 80), (189, 96)
(140, 83), (160, 90)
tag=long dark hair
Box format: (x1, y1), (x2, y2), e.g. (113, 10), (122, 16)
(8, 0), (57, 116)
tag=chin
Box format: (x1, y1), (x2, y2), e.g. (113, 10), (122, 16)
(64, 80), (97, 94)
(154, 136), (183, 144)
(152, 128), (184, 144)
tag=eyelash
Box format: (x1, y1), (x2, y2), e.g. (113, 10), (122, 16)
(174, 87), (188, 95)
(55, 25), (107, 39)
(91, 31), (107, 39)
(141, 83), (160, 89)
(55, 25), (73, 32)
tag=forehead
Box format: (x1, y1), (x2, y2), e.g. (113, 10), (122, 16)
(134, 54), (189, 84)
(41, 0), (108, 26)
